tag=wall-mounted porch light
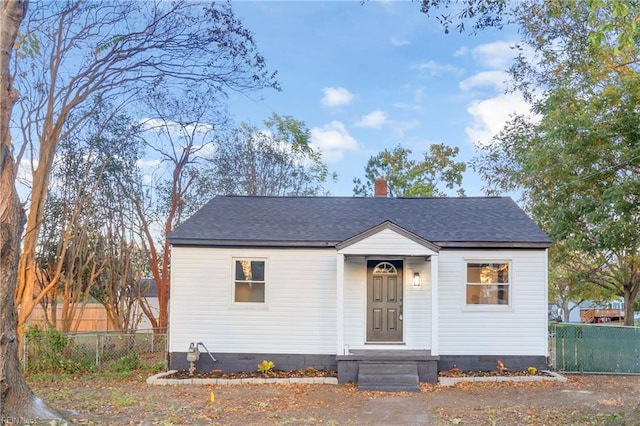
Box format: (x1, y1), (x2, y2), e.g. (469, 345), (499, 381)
(413, 272), (421, 287)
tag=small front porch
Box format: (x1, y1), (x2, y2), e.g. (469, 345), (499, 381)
(336, 349), (440, 390)
(334, 221), (441, 390)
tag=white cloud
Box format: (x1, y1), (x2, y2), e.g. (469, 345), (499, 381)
(136, 158), (162, 184)
(310, 121), (358, 162)
(465, 92), (531, 147)
(392, 102), (423, 111)
(459, 39), (538, 147)
(136, 159), (162, 170)
(459, 70), (509, 91)
(453, 46), (469, 57)
(140, 118), (213, 135)
(390, 36), (410, 46)
(414, 87), (425, 103)
(391, 88), (425, 111)
(471, 40), (519, 70)
(413, 60), (463, 77)
(321, 87), (355, 107)
(355, 110), (388, 129)
(390, 119), (420, 138)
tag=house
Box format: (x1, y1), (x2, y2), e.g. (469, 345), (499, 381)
(132, 278), (161, 331)
(575, 299), (625, 324)
(552, 299), (627, 324)
(167, 184), (552, 388)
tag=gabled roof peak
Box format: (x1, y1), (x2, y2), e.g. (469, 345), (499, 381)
(337, 220), (440, 253)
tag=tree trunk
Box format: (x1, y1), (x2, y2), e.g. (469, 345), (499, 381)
(1, 0), (62, 420)
(15, 132), (59, 333)
(623, 285), (638, 327)
(562, 298), (570, 323)
(0, 152), (63, 422)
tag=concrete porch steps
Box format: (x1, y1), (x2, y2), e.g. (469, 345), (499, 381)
(357, 362), (420, 392)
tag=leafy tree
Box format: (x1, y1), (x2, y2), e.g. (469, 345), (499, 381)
(13, 0), (279, 339)
(3, 0), (278, 417)
(1, 0), (63, 421)
(473, 1), (640, 325)
(36, 101), (147, 333)
(210, 113), (332, 196)
(418, 0), (640, 50)
(418, 0), (507, 33)
(548, 243), (615, 323)
(353, 143), (466, 197)
(122, 87), (223, 332)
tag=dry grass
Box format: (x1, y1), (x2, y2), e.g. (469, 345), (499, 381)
(26, 370), (640, 425)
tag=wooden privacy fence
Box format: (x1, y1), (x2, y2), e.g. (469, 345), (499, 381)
(25, 302), (157, 333)
(552, 323), (640, 374)
(27, 304), (118, 332)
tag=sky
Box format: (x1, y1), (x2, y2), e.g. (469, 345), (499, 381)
(224, 1), (531, 197)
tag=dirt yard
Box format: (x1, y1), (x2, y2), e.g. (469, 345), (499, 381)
(27, 371), (640, 425)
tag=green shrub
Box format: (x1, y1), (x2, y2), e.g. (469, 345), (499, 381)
(25, 326), (98, 373)
(65, 352), (97, 373)
(148, 360), (167, 372)
(25, 326), (69, 373)
(108, 353), (143, 372)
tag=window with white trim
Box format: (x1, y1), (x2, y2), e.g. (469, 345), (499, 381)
(233, 259), (266, 303)
(466, 262), (510, 305)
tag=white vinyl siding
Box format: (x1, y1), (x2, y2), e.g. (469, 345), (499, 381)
(338, 228), (436, 256)
(169, 247), (337, 354)
(170, 244), (547, 358)
(438, 249), (548, 356)
(403, 257), (432, 349)
(343, 257), (366, 347)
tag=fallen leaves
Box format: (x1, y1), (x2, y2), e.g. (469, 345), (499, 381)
(165, 368), (339, 380)
(24, 370), (640, 425)
(439, 369), (551, 378)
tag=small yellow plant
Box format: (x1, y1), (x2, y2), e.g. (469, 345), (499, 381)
(257, 359), (275, 374)
(497, 359), (508, 373)
(527, 366), (538, 375)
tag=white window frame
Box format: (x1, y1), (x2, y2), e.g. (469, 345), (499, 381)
(463, 259), (512, 311)
(232, 257), (268, 306)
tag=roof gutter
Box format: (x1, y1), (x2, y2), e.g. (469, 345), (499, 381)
(169, 239), (552, 249)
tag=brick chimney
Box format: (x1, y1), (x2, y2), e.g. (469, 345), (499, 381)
(374, 177), (387, 197)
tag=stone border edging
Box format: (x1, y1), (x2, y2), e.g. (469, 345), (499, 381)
(147, 370), (339, 385)
(148, 370), (566, 387)
(438, 370), (567, 387)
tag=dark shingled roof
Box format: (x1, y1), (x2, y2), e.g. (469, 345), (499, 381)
(168, 196), (552, 248)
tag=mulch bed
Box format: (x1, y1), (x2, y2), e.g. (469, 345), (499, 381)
(438, 369), (551, 378)
(167, 368), (548, 380)
(165, 368), (338, 380)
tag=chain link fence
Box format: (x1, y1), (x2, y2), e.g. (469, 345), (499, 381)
(552, 323), (640, 374)
(23, 328), (167, 373)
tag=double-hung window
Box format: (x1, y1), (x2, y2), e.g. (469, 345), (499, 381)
(233, 259), (266, 303)
(466, 262), (510, 306)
